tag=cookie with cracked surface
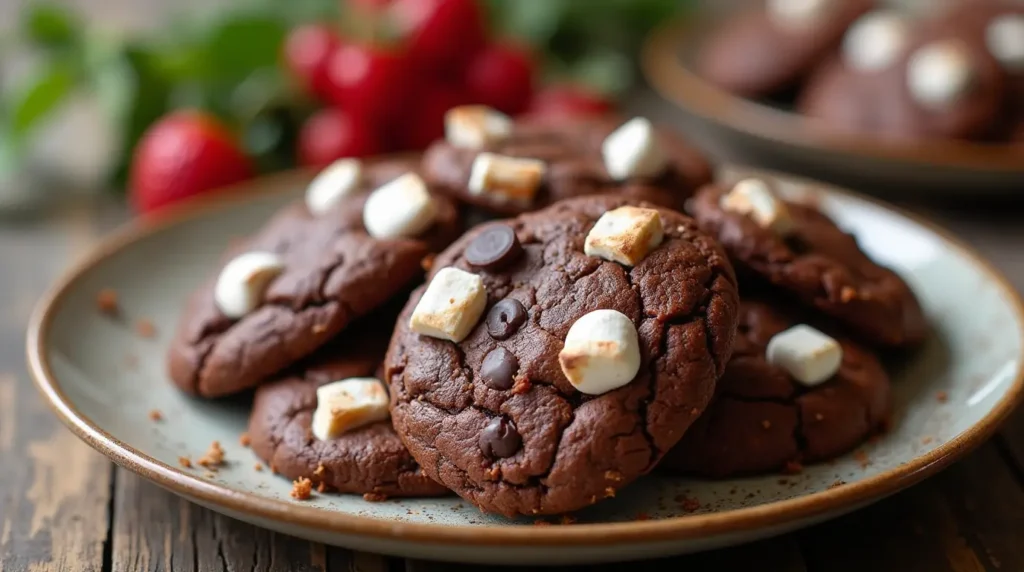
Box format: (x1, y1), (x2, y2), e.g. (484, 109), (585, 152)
(422, 115), (712, 216)
(698, 0), (874, 98)
(248, 325), (450, 498)
(688, 182), (926, 347)
(661, 298), (890, 478)
(384, 195), (739, 517)
(167, 158), (461, 398)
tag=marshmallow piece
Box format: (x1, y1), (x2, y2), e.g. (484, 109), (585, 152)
(907, 40), (976, 108)
(986, 14), (1024, 72)
(311, 378), (390, 440)
(559, 309), (641, 395)
(842, 11), (910, 72)
(214, 252), (285, 319)
(363, 173), (438, 238)
(445, 105), (513, 149)
(305, 158), (363, 215)
(410, 267), (488, 342)
(601, 117), (668, 181)
(766, 325), (843, 387)
(468, 153), (546, 205)
(767, 0), (833, 29)
(720, 178), (795, 235)
(584, 206), (665, 266)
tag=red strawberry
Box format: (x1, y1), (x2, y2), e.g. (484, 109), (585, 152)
(527, 85), (614, 119)
(297, 107), (382, 168)
(464, 44), (535, 115)
(130, 111), (254, 214)
(390, 0), (486, 76)
(283, 24), (342, 101)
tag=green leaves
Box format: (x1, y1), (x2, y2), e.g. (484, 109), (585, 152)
(8, 64), (75, 140)
(206, 14), (288, 83)
(22, 2), (80, 51)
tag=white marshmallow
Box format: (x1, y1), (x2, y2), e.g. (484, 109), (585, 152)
(767, 0), (833, 29)
(601, 117), (668, 181)
(363, 173), (438, 239)
(311, 378), (390, 440)
(766, 325), (843, 387)
(445, 105), (513, 149)
(468, 153), (546, 205)
(720, 178), (795, 235)
(305, 158), (363, 215)
(559, 309), (641, 395)
(409, 267), (488, 342)
(584, 206), (665, 267)
(907, 40), (977, 108)
(842, 11), (910, 72)
(214, 252), (285, 319)
(986, 14), (1024, 73)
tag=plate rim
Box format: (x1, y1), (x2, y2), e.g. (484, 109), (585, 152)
(26, 168), (1024, 548)
(641, 17), (1024, 174)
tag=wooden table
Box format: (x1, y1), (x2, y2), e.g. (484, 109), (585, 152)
(0, 185), (1022, 572)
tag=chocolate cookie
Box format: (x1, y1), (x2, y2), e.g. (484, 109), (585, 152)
(423, 113), (712, 216)
(688, 180), (926, 347)
(662, 298), (890, 478)
(248, 325), (449, 498)
(698, 0), (873, 97)
(167, 158), (461, 398)
(799, 8), (1009, 141)
(385, 195), (739, 517)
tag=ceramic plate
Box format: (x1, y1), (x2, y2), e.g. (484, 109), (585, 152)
(27, 169), (1024, 565)
(641, 3), (1024, 197)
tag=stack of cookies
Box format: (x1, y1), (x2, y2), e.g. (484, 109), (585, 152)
(167, 105), (925, 518)
(699, 0), (1024, 144)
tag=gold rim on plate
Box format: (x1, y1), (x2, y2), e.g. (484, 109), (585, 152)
(26, 168), (1024, 547)
(642, 18), (1024, 173)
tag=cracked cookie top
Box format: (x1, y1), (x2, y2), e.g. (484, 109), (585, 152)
(384, 195), (739, 517)
(248, 319), (449, 498)
(422, 115), (712, 216)
(167, 158), (461, 398)
(662, 298), (890, 478)
(688, 183), (926, 347)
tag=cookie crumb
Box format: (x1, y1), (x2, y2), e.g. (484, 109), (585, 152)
(839, 286), (858, 302)
(421, 253), (436, 272)
(511, 376), (531, 395)
(136, 319), (156, 338)
(936, 391), (948, 403)
(148, 409), (163, 422)
(679, 496), (700, 512)
(253, 463), (263, 472)
(829, 479), (846, 489)
(311, 323), (328, 334)
(96, 289), (119, 316)
(604, 487), (616, 498)
(533, 519), (552, 526)
(634, 512), (651, 521)
(317, 481), (329, 493)
(239, 433), (251, 447)
(690, 407), (700, 416)
(782, 460), (803, 475)
(922, 436), (934, 445)
(270, 463), (279, 474)
(178, 456), (193, 469)
(291, 477), (313, 500)
(363, 491), (387, 502)
(559, 515), (577, 525)
(313, 464), (326, 478)
(855, 450), (871, 468)
(761, 419), (771, 429)
(485, 465), (501, 480)
(197, 441), (225, 468)
(604, 470), (623, 482)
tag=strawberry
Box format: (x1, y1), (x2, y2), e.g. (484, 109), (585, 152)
(129, 111), (254, 214)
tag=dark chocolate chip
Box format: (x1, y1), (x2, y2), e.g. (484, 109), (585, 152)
(479, 417), (521, 458)
(481, 348), (518, 390)
(465, 225), (522, 270)
(486, 298), (528, 340)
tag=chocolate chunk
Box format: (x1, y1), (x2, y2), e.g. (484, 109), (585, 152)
(486, 298), (528, 340)
(481, 348), (518, 390)
(479, 417), (522, 458)
(465, 225), (523, 270)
